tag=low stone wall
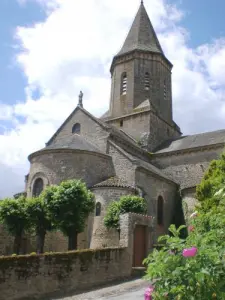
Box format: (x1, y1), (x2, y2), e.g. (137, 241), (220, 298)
(0, 247), (131, 300)
(0, 224), (88, 256)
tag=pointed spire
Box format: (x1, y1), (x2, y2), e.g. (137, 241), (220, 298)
(117, 2), (164, 56)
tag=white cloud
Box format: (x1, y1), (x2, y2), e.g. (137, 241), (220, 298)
(0, 0), (225, 197)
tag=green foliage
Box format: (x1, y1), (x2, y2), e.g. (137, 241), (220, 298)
(26, 196), (53, 253)
(26, 197), (53, 233)
(0, 196), (29, 236)
(196, 153), (225, 210)
(144, 195), (225, 299)
(104, 201), (120, 230)
(104, 195), (147, 230)
(44, 180), (95, 249)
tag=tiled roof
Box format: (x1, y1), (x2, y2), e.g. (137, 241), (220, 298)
(44, 134), (103, 153)
(162, 162), (210, 190)
(93, 176), (136, 189)
(155, 129), (225, 154)
(116, 2), (164, 57)
(134, 158), (177, 183)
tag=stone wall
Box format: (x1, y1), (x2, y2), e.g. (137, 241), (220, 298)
(152, 147), (223, 168)
(48, 107), (109, 152)
(106, 110), (150, 143)
(109, 51), (173, 124)
(90, 186), (136, 249)
(152, 146), (224, 190)
(135, 168), (177, 241)
(0, 225), (88, 256)
(148, 111), (181, 152)
(107, 141), (136, 185)
(119, 213), (154, 267)
(27, 150), (115, 197)
(0, 247), (131, 300)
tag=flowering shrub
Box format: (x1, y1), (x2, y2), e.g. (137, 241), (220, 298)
(144, 199), (225, 299)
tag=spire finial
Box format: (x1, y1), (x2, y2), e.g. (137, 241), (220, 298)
(78, 91), (83, 108)
(141, 0), (143, 4)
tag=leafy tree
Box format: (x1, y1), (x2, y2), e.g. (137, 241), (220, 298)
(44, 180), (95, 250)
(196, 153), (225, 210)
(0, 196), (29, 254)
(26, 197), (53, 254)
(104, 195), (147, 230)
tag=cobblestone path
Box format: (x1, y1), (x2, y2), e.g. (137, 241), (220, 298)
(53, 279), (148, 300)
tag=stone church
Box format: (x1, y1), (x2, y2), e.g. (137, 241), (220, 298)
(21, 2), (225, 248)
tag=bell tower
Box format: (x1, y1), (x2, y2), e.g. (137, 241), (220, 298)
(105, 1), (181, 151)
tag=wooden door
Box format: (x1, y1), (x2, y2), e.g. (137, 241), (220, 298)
(133, 225), (146, 267)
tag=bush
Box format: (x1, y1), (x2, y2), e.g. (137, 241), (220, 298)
(196, 153), (225, 211)
(144, 195), (225, 299)
(104, 195), (147, 230)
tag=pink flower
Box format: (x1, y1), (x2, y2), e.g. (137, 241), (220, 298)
(144, 285), (154, 300)
(188, 225), (195, 232)
(190, 211), (198, 218)
(182, 247), (198, 257)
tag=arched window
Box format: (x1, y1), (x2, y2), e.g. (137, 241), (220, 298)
(157, 196), (164, 226)
(95, 202), (101, 216)
(121, 73), (127, 95)
(72, 123), (81, 134)
(144, 72), (150, 90)
(32, 178), (44, 197)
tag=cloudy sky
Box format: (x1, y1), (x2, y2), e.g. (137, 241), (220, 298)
(0, 0), (225, 198)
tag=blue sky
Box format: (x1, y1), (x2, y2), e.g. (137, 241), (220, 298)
(176, 0), (225, 46)
(0, 0), (225, 112)
(0, 0), (45, 107)
(0, 0), (225, 198)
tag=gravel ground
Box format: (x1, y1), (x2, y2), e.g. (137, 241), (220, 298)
(51, 279), (148, 300)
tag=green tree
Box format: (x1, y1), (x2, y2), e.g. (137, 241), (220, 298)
(26, 197), (53, 254)
(104, 195), (147, 230)
(44, 180), (95, 250)
(196, 152), (225, 210)
(0, 196), (29, 254)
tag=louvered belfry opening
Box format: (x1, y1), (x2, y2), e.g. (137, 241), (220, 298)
(121, 73), (127, 95)
(144, 72), (150, 90)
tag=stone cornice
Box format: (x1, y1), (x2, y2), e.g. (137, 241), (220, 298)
(110, 49), (173, 73)
(28, 148), (111, 162)
(181, 186), (196, 194)
(106, 109), (151, 122)
(106, 108), (181, 134)
(153, 142), (225, 158)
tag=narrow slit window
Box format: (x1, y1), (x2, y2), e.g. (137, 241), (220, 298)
(121, 73), (127, 95)
(120, 120), (123, 127)
(144, 72), (150, 90)
(157, 196), (164, 226)
(95, 202), (101, 216)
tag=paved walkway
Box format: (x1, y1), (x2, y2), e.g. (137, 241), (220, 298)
(54, 279), (148, 300)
